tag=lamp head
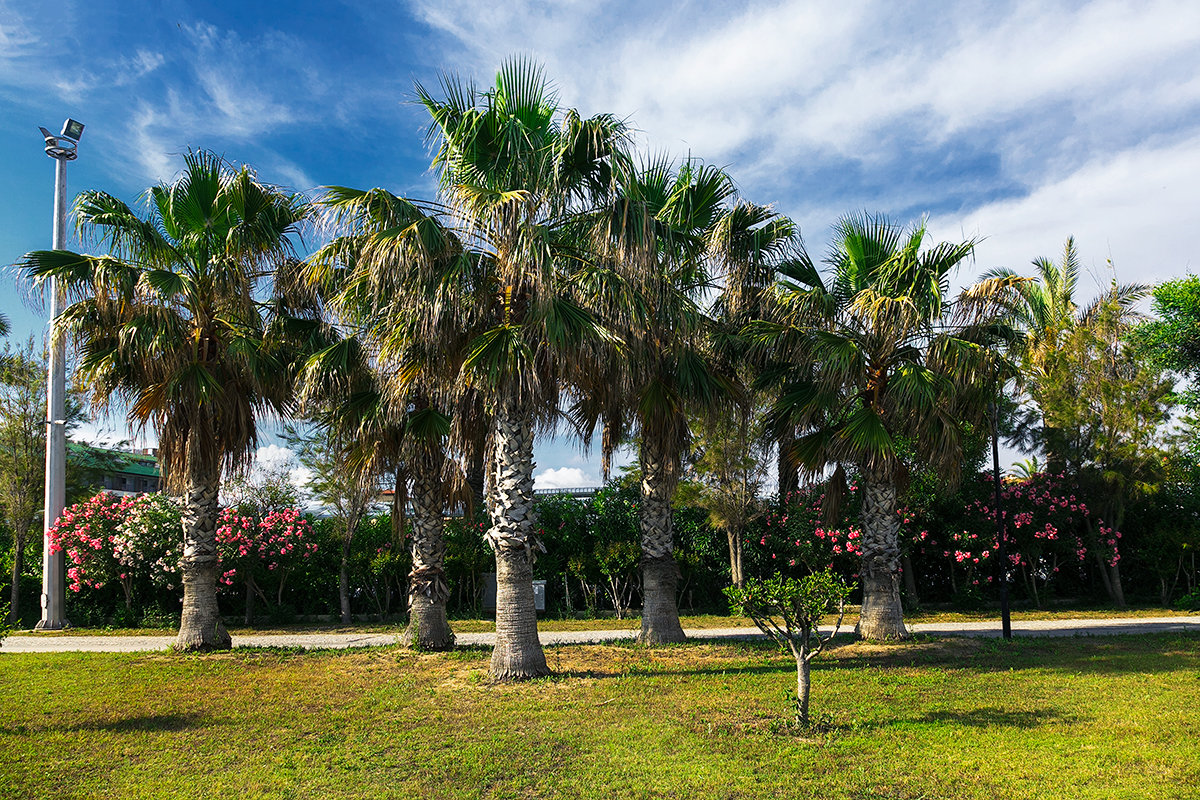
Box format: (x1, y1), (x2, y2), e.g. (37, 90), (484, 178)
(61, 119), (84, 141)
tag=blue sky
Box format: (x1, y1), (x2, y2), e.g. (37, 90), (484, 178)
(3, 0), (1200, 489)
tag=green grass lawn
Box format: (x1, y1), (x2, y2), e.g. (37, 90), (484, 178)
(2, 634), (1198, 798)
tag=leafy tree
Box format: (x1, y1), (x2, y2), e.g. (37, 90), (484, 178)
(0, 338), (49, 624)
(1133, 274), (1200, 410)
(282, 423), (382, 625)
(222, 463), (302, 518)
(417, 57), (631, 678)
(682, 398), (772, 590)
(0, 337), (89, 623)
(19, 150), (317, 650)
(983, 238), (1148, 463)
(726, 570), (850, 726)
(749, 214), (1016, 639)
(1038, 295), (1175, 605)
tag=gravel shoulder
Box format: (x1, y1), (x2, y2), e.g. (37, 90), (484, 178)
(3, 615), (1198, 653)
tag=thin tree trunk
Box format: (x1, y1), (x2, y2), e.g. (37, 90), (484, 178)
(339, 535), (352, 625)
(856, 468), (907, 640)
(1107, 560), (1127, 608)
(792, 646), (812, 726)
(8, 536), (23, 624)
(726, 527), (744, 590)
(466, 442), (486, 519)
(175, 450), (231, 651)
(485, 396), (548, 680)
(638, 431), (686, 645)
(401, 448), (454, 650)
(244, 579), (255, 626)
(391, 467), (406, 544)
(777, 430), (799, 500)
(901, 553), (919, 609)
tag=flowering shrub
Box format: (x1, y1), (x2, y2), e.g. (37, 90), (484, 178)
(47, 492), (133, 595)
(216, 506), (317, 609)
(115, 492), (183, 591)
(756, 483), (866, 580)
(920, 471), (1120, 606)
(49, 492), (315, 619)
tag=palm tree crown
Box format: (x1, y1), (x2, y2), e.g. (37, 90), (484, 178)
(19, 150), (314, 650)
(751, 213), (1017, 639)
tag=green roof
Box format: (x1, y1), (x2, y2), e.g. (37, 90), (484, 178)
(67, 442), (161, 478)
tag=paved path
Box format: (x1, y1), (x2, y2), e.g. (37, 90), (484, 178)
(3, 616), (1197, 653)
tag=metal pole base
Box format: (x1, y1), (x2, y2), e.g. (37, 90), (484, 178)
(33, 618), (71, 631)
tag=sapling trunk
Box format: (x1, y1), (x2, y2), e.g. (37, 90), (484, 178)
(339, 538), (352, 625)
(794, 647), (812, 725)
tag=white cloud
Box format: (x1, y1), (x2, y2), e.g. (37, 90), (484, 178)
(534, 466), (598, 490)
(412, 0), (1200, 223)
(932, 133), (1200, 288)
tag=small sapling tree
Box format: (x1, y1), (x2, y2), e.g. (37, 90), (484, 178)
(725, 570), (849, 726)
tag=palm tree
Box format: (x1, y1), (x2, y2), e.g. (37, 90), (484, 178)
(709, 199), (802, 521)
(750, 213), (1018, 640)
(19, 150), (314, 650)
(577, 157), (736, 643)
(301, 186), (472, 650)
(417, 57), (631, 679)
(983, 237), (1148, 465)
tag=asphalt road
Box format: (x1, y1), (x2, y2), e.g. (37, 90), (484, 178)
(3, 616), (1198, 653)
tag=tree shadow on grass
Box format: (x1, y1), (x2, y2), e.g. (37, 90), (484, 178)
(896, 707), (1085, 729)
(2, 712), (206, 736)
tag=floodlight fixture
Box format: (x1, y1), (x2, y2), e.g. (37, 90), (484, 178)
(61, 118), (84, 141)
(39, 118), (83, 161)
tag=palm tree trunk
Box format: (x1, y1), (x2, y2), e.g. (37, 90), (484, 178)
(857, 469), (908, 640)
(485, 396), (548, 680)
(175, 454), (232, 651)
(401, 448), (454, 650)
(638, 432), (686, 645)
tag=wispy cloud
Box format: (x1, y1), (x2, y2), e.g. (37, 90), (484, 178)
(412, 0), (1200, 240)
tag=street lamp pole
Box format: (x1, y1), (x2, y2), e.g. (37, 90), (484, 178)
(34, 119), (83, 631)
(989, 400), (1012, 640)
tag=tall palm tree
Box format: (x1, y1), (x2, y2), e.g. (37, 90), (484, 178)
(709, 201), (802, 499)
(417, 57), (631, 679)
(983, 238), (1148, 464)
(750, 213), (1018, 640)
(577, 157), (737, 643)
(19, 150), (314, 650)
(707, 199), (798, 584)
(300, 185), (479, 649)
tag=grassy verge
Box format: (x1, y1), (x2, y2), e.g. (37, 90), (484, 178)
(2, 634), (1197, 798)
(12, 604), (1194, 637)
